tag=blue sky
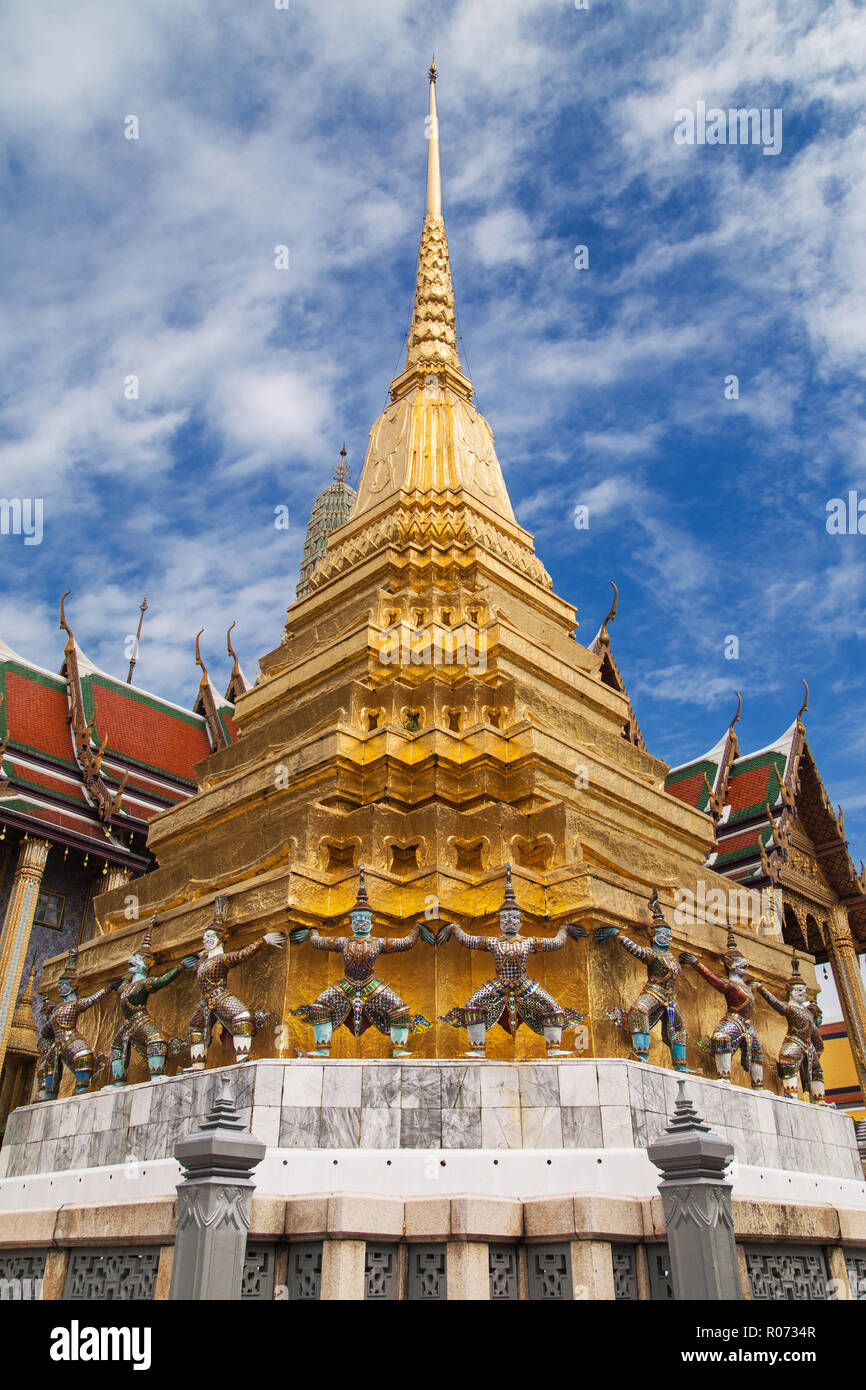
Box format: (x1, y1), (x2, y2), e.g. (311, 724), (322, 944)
(1, 0), (865, 1008)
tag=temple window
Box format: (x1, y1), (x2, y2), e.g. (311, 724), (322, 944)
(34, 890), (66, 930)
(326, 843), (356, 871)
(514, 839), (553, 870)
(390, 843), (420, 875)
(454, 839), (485, 873)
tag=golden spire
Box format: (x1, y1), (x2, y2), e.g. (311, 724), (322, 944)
(396, 63), (466, 393)
(426, 59), (441, 218)
(336, 65), (543, 584)
(334, 444), (350, 485)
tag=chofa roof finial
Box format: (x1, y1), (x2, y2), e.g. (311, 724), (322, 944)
(796, 678), (809, 728)
(226, 620), (242, 679)
(59, 590), (74, 648)
(194, 628), (209, 691)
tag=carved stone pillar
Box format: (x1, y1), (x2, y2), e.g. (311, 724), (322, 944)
(169, 1074), (266, 1301)
(827, 905), (866, 1104)
(0, 837), (51, 1076)
(647, 1080), (742, 1301)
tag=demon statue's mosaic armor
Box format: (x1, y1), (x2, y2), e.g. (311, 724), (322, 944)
(679, 929), (764, 1088)
(291, 869), (431, 1058)
(439, 866), (586, 1058)
(106, 920), (190, 1085)
(185, 896), (285, 1069)
(756, 955), (825, 1102)
(595, 889), (687, 1070)
(35, 998), (59, 1102)
(36, 947), (112, 1098)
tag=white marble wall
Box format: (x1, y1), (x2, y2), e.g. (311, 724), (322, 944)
(0, 1058), (861, 1183)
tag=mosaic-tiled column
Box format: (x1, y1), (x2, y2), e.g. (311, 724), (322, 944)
(0, 837), (51, 1075)
(828, 905), (866, 1104)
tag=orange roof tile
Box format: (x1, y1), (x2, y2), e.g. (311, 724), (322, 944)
(89, 681), (211, 783)
(727, 762), (774, 815)
(667, 772), (706, 809)
(5, 670), (73, 765)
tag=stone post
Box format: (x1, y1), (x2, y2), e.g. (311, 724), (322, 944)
(169, 1074), (266, 1301)
(647, 1079), (742, 1301)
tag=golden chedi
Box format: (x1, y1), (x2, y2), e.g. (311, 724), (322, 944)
(39, 68), (809, 1083)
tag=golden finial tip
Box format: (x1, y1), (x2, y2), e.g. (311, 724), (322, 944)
(428, 58), (438, 84)
(335, 445), (350, 485)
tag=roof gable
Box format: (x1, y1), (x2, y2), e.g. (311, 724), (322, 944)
(81, 674), (212, 784)
(1, 664), (75, 767)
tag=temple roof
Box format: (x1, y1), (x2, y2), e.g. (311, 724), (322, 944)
(0, 602), (240, 867)
(665, 687), (866, 953)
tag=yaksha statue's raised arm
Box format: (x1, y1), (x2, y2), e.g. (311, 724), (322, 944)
(36, 947), (113, 1099)
(439, 865), (586, 1058)
(106, 919), (190, 1086)
(185, 895), (285, 1070)
(595, 888), (687, 1071)
(291, 868), (431, 1058)
(755, 955), (826, 1102)
(679, 928), (764, 1088)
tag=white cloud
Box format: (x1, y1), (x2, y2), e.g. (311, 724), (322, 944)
(0, 0), (864, 864)
(473, 208), (535, 267)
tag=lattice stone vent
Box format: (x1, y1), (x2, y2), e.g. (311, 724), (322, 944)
(527, 1243), (572, 1300)
(647, 1244), (674, 1301)
(365, 1242), (398, 1300)
(611, 1244), (639, 1301)
(844, 1249), (866, 1301)
(241, 1244), (276, 1301)
(0, 1249), (47, 1300)
(64, 1247), (160, 1301)
(287, 1242), (323, 1300)
(743, 1245), (829, 1301)
(407, 1245), (447, 1301)
(488, 1244), (519, 1301)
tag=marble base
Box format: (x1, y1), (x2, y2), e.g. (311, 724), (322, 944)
(1, 1059), (862, 1208)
